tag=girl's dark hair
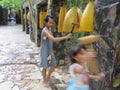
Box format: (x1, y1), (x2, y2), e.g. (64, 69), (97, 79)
(69, 44), (86, 64)
(44, 15), (54, 23)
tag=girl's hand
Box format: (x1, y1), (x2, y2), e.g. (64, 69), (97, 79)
(65, 33), (72, 39)
(87, 72), (105, 80)
(85, 49), (97, 58)
(97, 72), (105, 80)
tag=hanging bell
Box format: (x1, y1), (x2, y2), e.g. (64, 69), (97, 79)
(80, 1), (94, 32)
(63, 7), (82, 32)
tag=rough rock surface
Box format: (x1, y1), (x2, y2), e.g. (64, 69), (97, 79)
(92, 0), (120, 90)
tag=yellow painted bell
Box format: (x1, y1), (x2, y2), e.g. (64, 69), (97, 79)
(63, 7), (82, 32)
(27, 12), (30, 20)
(23, 14), (26, 19)
(58, 6), (66, 32)
(80, 1), (94, 32)
(78, 35), (100, 44)
(88, 58), (99, 73)
(39, 12), (47, 28)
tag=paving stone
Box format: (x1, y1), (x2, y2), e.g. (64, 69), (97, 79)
(27, 71), (42, 80)
(32, 81), (51, 90)
(12, 86), (20, 90)
(20, 89), (27, 90)
(25, 49), (33, 52)
(0, 75), (4, 82)
(14, 75), (22, 81)
(0, 41), (68, 90)
(15, 80), (32, 89)
(0, 81), (14, 90)
(0, 49), (11, 53)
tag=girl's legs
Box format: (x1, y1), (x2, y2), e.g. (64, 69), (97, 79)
(47, 67), (55, 82)
(42, 68), (47, 83)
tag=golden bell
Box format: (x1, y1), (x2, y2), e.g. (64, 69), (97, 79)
(63, 7), (82, 32)
(80, 1), (94, 32)
(58, 6), (66, 32)
(39, 11), (47, 29)
(27, 12), (30, 20)
(78, 35), (100, 44)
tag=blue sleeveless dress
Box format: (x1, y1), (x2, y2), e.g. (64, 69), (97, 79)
(40, 27), (56, 69)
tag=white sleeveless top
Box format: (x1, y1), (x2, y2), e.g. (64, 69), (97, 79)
(69, 63), (89, 87)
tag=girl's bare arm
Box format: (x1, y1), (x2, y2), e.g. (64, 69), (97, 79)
(87, 73), (105, 80)
(74, 66), (84, 74)
(44, 30), (72, 42)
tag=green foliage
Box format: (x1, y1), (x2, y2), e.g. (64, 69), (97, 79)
(0, 0), (26, 13)
(67, 0), (89, 11)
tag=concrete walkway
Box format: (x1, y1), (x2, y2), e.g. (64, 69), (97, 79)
(0, 25), (50, 90)
(0, 25), (69, 90)
(0, 25), (31, 43)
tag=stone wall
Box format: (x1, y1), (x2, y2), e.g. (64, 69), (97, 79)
(91, 0), (120, 90)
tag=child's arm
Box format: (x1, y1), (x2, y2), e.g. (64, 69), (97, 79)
(74, 66), (84, 74)
(87, 72), (105, 80)
(43, 30), (72, 42)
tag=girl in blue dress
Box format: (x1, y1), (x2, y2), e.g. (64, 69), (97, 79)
(67, 44), (105, 90)
(40, 15), (72, 87)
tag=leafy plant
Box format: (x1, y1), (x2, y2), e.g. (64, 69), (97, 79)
(67, 0), (89, 11)
(0, 0), (26, 13)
